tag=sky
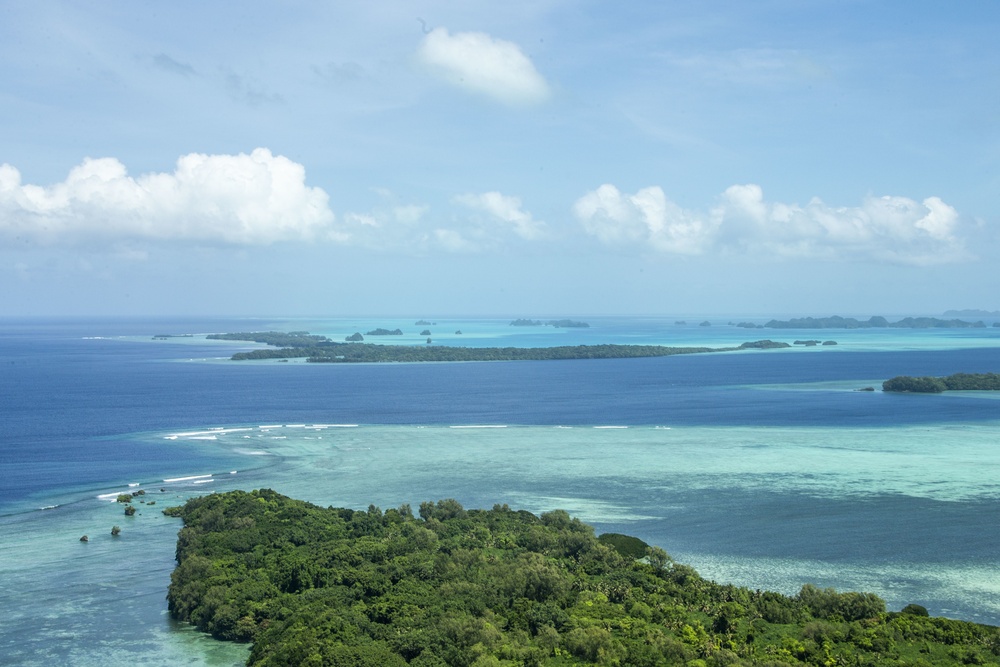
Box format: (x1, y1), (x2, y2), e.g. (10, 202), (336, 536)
(1, 1), (998, 318)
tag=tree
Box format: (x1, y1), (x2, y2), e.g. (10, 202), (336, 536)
(648, 546), (671, 571)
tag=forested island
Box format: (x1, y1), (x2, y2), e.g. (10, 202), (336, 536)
(883, 373), (1000, 393)
(764, 316), (986, 329)
(165, 489), (1000, 667)
(208, 332), (330, 347)
(206, 331), (793, 362)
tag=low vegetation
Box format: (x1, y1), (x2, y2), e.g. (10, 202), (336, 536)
(883, 373), (1000, 393)
(205, 331), (794, 363)
(165, 489), (1000, 666)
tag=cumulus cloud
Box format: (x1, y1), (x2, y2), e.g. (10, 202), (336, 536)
(0, 149), (334, 246)
(572, 184), (713, 254)
(453, 191), (545, 240)
(417, 27), (550, 106)
(574, 183), (966, 265)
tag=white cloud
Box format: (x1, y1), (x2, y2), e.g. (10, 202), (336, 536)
(713, 186), (966, 263)
(575, 183), (967, 265)
(453, 191), (545, 240)
(572, 184), (713, 254)
(417, 27), (550, 106)
(0, 149), (335, 246)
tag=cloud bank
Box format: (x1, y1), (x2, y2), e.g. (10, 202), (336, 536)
(0, 150), (968, 266)
(574, 183), (966, 265)
(417, 28), (550, 106)
(0, 149), (333, 245)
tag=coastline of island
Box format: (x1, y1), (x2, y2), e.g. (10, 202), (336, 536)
(206, 331), (796, 362)
(164, 489), (1000, 667)
(882, 373), (1000, 393)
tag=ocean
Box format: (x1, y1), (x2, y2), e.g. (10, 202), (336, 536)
(1, 316), (999, 666)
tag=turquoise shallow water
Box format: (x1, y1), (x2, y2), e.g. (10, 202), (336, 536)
(2, 317), (1000, 664)
(175, 315), (1000, 352)
(4, 421), (998, 665)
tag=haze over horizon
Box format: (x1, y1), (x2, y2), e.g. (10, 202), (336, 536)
(2, 2), (998, 317)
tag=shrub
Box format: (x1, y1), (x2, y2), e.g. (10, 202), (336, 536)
(901, 604), (930, 617)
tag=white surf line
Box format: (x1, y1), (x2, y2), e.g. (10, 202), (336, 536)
(97, 491), (133, 500)
(593, 425), (628, 429)
(449, 425), (508, 429)
(163, 474), (213, 483)
(164, 427), (252, 438)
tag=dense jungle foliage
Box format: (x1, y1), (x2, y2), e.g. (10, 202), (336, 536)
(165, 490), (999, 667)
(882, 373), (1000, 393)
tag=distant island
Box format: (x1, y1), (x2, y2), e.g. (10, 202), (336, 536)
(164, 489), (1000, 667)
(764, 315), (986, 329)
(207, 331), (329, 347)
(883, 373), (1000, 393)
(510, 318), (590, 328)
(366, 328), (403, 336)
(206, 331), (797, 363)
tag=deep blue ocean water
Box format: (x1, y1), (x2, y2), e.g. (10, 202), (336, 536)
(1, 317), (999, 665)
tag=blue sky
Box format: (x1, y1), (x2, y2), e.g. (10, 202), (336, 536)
(1, 1), (998, 317)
